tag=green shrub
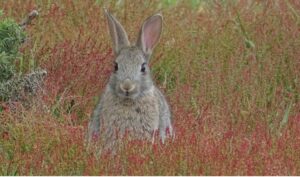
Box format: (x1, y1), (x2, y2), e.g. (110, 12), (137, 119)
(0, 18), (26, 83)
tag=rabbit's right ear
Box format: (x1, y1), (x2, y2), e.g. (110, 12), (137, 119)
(104, 9), (130, 54)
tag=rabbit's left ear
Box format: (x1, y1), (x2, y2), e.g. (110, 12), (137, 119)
(136, 14), (162, 59)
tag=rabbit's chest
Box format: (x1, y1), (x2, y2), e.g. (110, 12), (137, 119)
(100, 93), (160, 138)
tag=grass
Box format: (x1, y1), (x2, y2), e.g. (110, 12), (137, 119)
(0, 0), (300, 175)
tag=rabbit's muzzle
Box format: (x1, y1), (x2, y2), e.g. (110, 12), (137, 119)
(119, 78), (137, 96)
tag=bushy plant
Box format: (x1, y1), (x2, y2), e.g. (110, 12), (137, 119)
(0, 10), (45, 103)
(0, 18), (26, 83)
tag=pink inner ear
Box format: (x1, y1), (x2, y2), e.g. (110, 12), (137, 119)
(143, 17), (161, 51)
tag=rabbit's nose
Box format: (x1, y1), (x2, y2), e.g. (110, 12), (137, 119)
(120, 79), (135, 93)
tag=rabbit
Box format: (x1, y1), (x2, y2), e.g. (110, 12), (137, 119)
(86, 9), (174, 150)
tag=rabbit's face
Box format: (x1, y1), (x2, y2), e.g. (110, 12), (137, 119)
(104, 10), (162, 100)
(109, 47), (153, 99)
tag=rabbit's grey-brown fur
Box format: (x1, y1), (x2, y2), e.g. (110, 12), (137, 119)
(86, 10), (174, 149)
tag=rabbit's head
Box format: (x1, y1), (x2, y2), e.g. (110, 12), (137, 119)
(104, 10), (162, 99)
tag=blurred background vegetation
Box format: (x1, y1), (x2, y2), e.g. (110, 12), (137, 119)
(0, 0), (299, 175)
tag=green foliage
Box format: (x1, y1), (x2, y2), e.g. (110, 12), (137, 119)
(0, 18), (25, 82)
(0, 19), (25, 55)
(0, 52), (16, 82)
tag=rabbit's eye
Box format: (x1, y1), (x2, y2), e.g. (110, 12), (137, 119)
(141, 63), (146, 73)
(114, 62), (118, 72)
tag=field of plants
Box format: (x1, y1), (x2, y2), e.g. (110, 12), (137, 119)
(0, 0), (300, 175)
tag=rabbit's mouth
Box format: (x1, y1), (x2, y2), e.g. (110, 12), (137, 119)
(116, 79), (141, 99)
(116, 86), (140, 99)
(117, 91), (140, 100)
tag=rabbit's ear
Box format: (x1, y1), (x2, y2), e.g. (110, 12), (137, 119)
(104, 9), (130, 54)
(137, 14), (162, 59)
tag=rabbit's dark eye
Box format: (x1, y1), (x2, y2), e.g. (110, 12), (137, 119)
(114, 62), (118, 72)
(141, 63), (146, 73)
